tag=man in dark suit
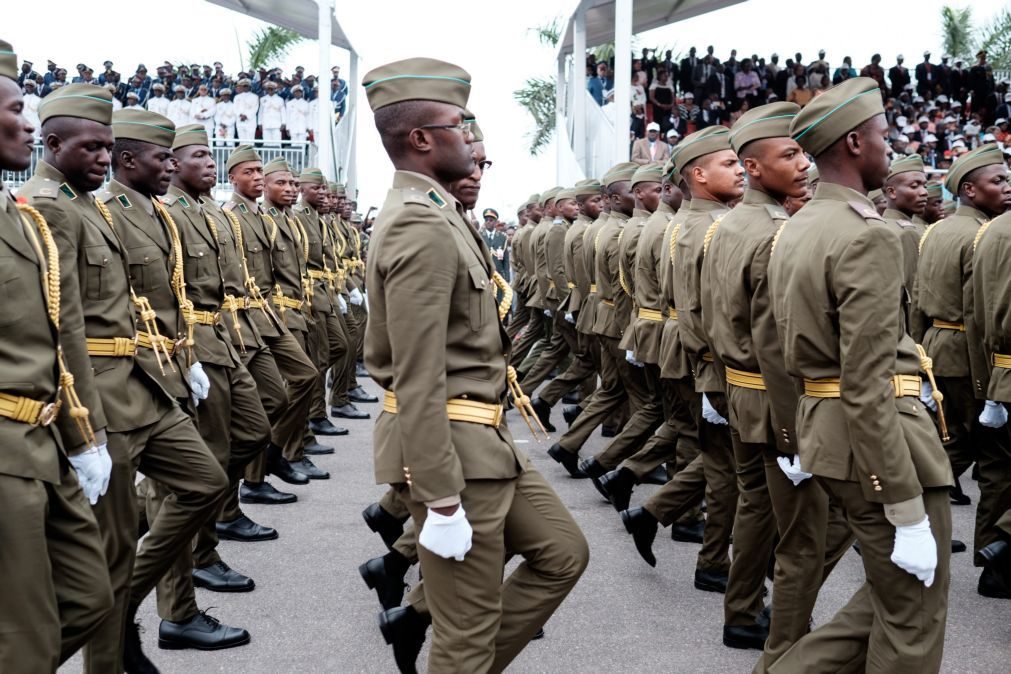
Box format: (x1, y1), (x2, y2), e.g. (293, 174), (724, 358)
(916, 51), (935, 98)
(889, 55), (910, 98)
(680, 47), (698, 97)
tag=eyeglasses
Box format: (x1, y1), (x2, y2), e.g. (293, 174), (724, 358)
(478, 160), (493, 171)
(419, 121), (473, 136)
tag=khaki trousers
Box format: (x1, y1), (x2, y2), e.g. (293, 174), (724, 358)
(400, 460), (588, 673)
(558, 336), (628, 454)
(0, 469), (113, 673)
(520, 311), (578, 396)
(768, 484), (950, 674)
(329, 305), (361, 407)
(593, 360), (664, 470)
(238, 344), (288, 486)
(273, 328), (318, 462)
(509, 308), (546, 368)
(309, 308), (349, 420)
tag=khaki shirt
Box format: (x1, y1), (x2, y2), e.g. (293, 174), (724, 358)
(577, 211), (609, 336)
(915, 205), (989, 384)
(617, 208), (651, 350)
(592, 210), (630, 339)
(769, 181), (952, 518)
(528, 217), (554, 310)
(881, 207), (923, 334)
(544, 217), (570, 311)
(366, 171), (523, 503)
(225, 193), (286, 339)
(701, 188), (792, 447)
(294, 202), (334, 315)
(971, 214), (1011, 401)
(658, 204), (691, 380)
(263, 199), (309, 334)
(626, 203), (673, 364)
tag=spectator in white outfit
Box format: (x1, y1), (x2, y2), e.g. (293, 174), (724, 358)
(190, 84), (217, 138)
(233, 78), (258, 142)
(166, 85), (192, 127)
(146, 82), (170, 116)
(285, 86), (310, 143)
(215, 88), (237, 146)
(258, 80), (285, 146)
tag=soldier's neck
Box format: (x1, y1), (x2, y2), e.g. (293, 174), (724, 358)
(171, 179), (201, 202)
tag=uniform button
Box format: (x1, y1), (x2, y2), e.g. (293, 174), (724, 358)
(198, 251), (204, 257)
(869, 474), (877, 480)
(144, 256), (150, 262)
(874, 486), (883, 491)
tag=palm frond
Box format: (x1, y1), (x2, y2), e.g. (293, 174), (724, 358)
(940, 5), (974, 61)
(529, 19), (562, 48)
(976, 8), (1011, 71)
(513, 76), (556, 155)
(247, 27), (305, 72)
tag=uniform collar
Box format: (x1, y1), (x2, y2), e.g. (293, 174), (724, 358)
(610, 210), (631, 222)
(657, 201), (674, 214)
(811, 181), (875, 208)
(232, 191), (261, 213)
(741, 188), (780, 207)
(882, 207), (912, 222)
(687, 197), (726, 212)
(109, 178), (154, 216)
(632, 208), (651, 219)
(954, 204), (989, 222)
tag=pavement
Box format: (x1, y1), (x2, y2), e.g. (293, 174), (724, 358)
(63, 376), (1009, 673)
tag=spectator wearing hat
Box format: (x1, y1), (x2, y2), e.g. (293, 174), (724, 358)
(259, 80), (285, 146)
(191, 83), (217, 138)
(677, 91), (700, 135)
(916, 51), (935, 98)
(124, 90), (143, 111)
(215, 87), (237, 145)
(167, 84), (191, 127)
(22, 78), (40, 138)
(631, 122), (671, 164)
(285, 85), (310, 143)
(666, 128), (681, 147)
(331, 65), (348, 119)
(969, 50), (995, 122)
(890, 55), (910, 98)
(146, 82), (169, 116)
(17, 59), (37, 87)
(234, 78), (258, 141)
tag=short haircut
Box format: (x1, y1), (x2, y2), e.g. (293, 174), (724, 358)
(373, 100), (438, 160)
(111, 138), (146, 171)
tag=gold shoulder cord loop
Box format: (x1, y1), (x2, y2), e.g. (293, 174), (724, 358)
(973, 220), (992, 253)
(668, 222), (683, 268)
(616, 229), (632, 297)
(153, 200), (195, 366)
(916, 344), (950, 441)
(506, 365), (547, 441)
(202, 211), (244, 352)
(94, 197), (174, 373)
(491, 272), (513, 323)
(702, 218), (722, 257)
(222, 208), (276, 323)
(918, 220), (940, 254)
(770, 222), (787, 257)
(288, 215), (313, 313)
(17, 204), (97, 447)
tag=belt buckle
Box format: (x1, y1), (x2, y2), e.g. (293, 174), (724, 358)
(35, 401), (60, 427)
(492, 405), (503, 428)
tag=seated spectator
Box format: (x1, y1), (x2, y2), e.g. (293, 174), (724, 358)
(677, 92), (699, 135)
(787, 75), (814, 106)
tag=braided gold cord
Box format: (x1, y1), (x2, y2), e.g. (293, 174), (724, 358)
(17, 204), (97, 447)
(702, 217), (722, 257)
(222, 208), (274, 322)
(918, 220), (941, 254)
(616, 229), (632, 298)
(668, 222), (683, 268)
(506, 365), (547, 441)
(94, 197), (174, 373)
(153, 200), (195, 365)
(916, 344), (950, 441)
(491, 272), (513, 322)
(770, 222), (788, 257)
(973, 220), (992, 253)
(262, 213), (279, 244)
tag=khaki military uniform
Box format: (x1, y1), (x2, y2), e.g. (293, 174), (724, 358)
(150, 187), (270, 621)
(702, 188), (853, 661)
(509, 216), (550, 368)
(881, 207), (922, 332)
(327, 213), (366, 407)
(768, 182), (953, 672)
(968, 215), (1011, 563)
(505, 222), (533, 340)
(23, 165), (227, 672)
(226, 193), (316, 463)
(367, 171), (587, 672)
(0, 182), (113, 673)
(336, 214), (367, 389)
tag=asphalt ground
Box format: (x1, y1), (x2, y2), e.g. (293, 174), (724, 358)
(63, 376), (1010, 673)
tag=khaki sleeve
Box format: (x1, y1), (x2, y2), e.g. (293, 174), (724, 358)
(833, 225), (922, 505)
(964, 240), (989, 400)
(34, 199), (108, 451)
(546, 224), (568, 293)
(380, 209), (464, 503)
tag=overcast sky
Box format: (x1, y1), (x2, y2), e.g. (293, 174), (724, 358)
(6, 0), (1008, 218)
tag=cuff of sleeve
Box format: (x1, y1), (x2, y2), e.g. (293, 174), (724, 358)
(884, 496), (926, 527)
(425, 495), (462, 509)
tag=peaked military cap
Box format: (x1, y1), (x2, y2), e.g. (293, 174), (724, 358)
(363, 57), (471, 111)
(112, 109), (175, 148)
(790, 77), (884, 156)
(38, 83), (113, 125)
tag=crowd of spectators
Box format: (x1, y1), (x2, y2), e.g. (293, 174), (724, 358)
(589, 46), (1011, 172)
(15, 58), (350, 146)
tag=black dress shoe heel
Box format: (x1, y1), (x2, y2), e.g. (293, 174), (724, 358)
(265, 444), (309, 485)
(694, 568), (729, 593)
(309, 418), (348, 436)
(600, 467), (636, 512)
(304, 439), (337, 455)
(620, 507), (658, 567)
(349, 386), (380, 403)
(216, 514), (278, 542)
(723, 623), (769, 650)
(192, 561), (255, 593)
(562, 405), (582, 426)
(671, 520), (705, 544)
(363, 502), (407, 550)
(332, 403), (370, 419)
(359, 551), (409, 610)
(530, 397), (557, 433)
(240, 481), (297, 505)
(158, 611), (251, 651)
(291, 457), (330, 480)
(547, 443), (588, 478)
(378, 606), (430, 674)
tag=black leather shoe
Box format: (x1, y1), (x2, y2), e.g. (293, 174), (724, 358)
(363, 502), (406, 550)
(620, 507), (658, 567)
(532, 627), (545, 640)
(304, 439), (336, 455)
(978, 566), (1011, 599)
(530, 397), (557, 433)
(579, 456), (607, 479)
(601, 425), (618, 438)
(547, 443), (587, 478)
(952, 539), (967, 553)
(756, 605), (771, 630)
(240, 481), (297, 505)
(360, 551), (410, 610)
(349, 386), (379, 403)
(124, 619), (160, 674)
(641, 465), (668, 485)
(216, 514), (278, 542)
(562, 404), (582, 426)
(158, 611), (250, 651)
(979, 540), (1011, 598)
(694, 568), (729, 593)
(291, 457), (330, 479)
(600, 467), (636, 512)
(723, 623), (769, 650)
(266, 444), (309, 485)
(950, 482), (972, 505)
(309, 418), (349, 436)
(192, 561), (255, 593)
(379, 605), (430, 674)
(356, 362), (371, 379)
(562, 392), (582, 404)
(671, 520), (705, 543)
(332, 403), (370, 419)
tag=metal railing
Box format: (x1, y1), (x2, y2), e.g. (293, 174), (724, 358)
(3, 139), (311, 191)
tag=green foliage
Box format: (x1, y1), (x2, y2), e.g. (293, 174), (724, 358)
(513, 76), (556, 156)
(530, 18), (562, 48)
(940, 5), (974, 61)
(247, 27), (304, 72)
(976, 8), (1011, 71)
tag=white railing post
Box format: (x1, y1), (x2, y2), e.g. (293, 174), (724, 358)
(613, 0), (632, 164)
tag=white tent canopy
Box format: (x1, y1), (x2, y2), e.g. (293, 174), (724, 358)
(206, 0), (358, 192)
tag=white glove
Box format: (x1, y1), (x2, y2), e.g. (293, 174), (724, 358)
(349, 287), (364, 306)
(777, 454), (813, 486)
(919, 381), (937, 412)
(979, 400), (1008, 428)
(544, 309), (553, 318)
(890, 516), (937, 587)
(625, 349), (644, 367)
(337, 294), (348, 314)
(702, 393), (728, 425)
(564, 312), (575, 324)
(418, 506), (473, 561)
(69, 444), (113, 505)
(188, 362), (210, 408)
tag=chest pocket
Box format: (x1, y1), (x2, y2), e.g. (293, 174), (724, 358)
(84, 245), (115, 301)
(0, 255), (26, 328)
(467, 263), (490, 332)
(127, 245), (165, 293)
(185, 242), (215, 282)
(245, 240), (264, 275)
(271, 241), (290, 272)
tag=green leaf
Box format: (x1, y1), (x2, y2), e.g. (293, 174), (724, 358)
(513, 76), (556, 156)
(940, 5), (974, 62)
(247, 27), (305, 72)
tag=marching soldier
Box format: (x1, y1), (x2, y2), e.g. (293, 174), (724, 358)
(0, 43), (113, 673)
(509, 189), (554, 369)
(881, 155), (929, 332)
(506, 195), (538, 340)
(363, 56), (587, 673)
(768, 77), (953, 671)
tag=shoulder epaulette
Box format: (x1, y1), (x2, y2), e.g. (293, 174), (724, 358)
(223, 201), (236, 212)
(847, 201), (883, 221)
(709, 210), (725, 222)
(162, 194), (179, 206)
(763, 204), (789, 221)
(22, 178), (62, 199)
(98, 190), (115, 204)
(400, 188), (431, 208)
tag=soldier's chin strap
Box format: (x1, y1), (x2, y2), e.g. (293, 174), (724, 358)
(17, 203), (97, 447)
(916, 344), (950, 441)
